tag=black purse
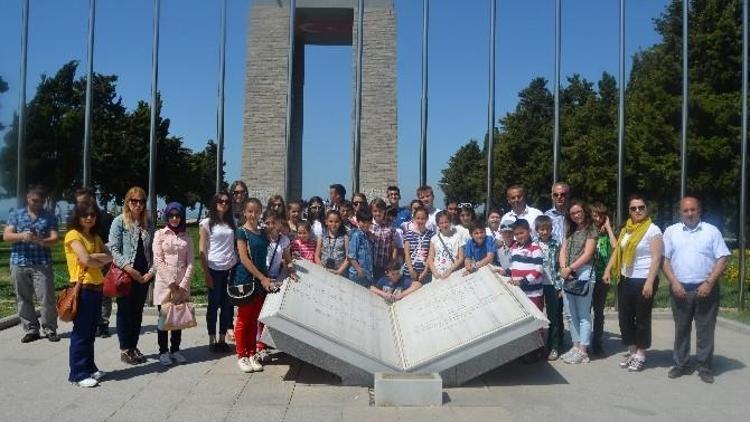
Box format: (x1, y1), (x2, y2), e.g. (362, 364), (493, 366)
(227, 229), (279, 306)
(563, 276), (590, 296)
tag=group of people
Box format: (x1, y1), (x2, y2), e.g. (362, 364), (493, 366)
(3, 179), (729, 387)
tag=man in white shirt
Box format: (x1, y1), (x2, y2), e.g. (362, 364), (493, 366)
(502, 184), (543, 237)
(544, 181), (570, 242)
(662, 196), (730, 384)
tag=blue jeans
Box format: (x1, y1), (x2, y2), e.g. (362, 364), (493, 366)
(69, 289), (102, 382)
(563, 281), (594, 347)
(116, 281), (149, 350)
(207, 269), (233, 336)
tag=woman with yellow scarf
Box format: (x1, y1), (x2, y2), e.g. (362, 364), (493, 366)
(603, 194), (663, 372)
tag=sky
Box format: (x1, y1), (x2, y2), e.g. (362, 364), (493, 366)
(0, 0), (668, 218)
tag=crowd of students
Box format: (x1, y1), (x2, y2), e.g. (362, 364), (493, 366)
(4, 179), (730, 387)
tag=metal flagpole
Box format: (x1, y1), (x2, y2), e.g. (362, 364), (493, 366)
(284, 0), (297, 199)
(352, 0), (364, 194)
(419, 0), (429, 187)
(552, 0), (561, 183)
(83, 0), (96, 188)
(147, 0), (161, 222)
(216, 0), (227, 193)
(485, 0), (496, 216)
(680, 0), (688, 197)
(739, 0), (748, 310)
(16, 0), (29, 208)
(617, 0), (625, 228)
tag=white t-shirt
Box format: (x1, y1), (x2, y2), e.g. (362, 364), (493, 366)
(311, 220), (324, 240)
(502, 206), (544, 237)
(620, 223), (662, 279)
(267, 234), (291, 278)
(431, 230), (463, 276)
(455, 225), (471, 246)
(199, 218), (237, 271)
(427, 207), (441, 232)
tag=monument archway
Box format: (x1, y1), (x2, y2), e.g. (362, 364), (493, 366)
(242, 0), (397, 201)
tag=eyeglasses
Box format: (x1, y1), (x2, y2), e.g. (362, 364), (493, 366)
(309, 205), (322, 210)
(552, 192), (567, 198)
(217, 199), (230, 205)
(129, 199), (146, 205)
(629, 205), (646, 212)
(232, 190), (246, 195)
(168, 213), (181, 219)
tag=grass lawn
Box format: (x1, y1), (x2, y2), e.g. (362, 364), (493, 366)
(0, 225), (208, 318)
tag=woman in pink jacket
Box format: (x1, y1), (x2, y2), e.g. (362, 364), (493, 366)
(152, 202), (193, 366)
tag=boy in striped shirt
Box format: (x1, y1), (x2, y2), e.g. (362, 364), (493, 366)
(500, 219), (545, 310)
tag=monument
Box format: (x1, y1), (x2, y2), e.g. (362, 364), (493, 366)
(259, 261), (549, 387)
(242, 0), (398, 200)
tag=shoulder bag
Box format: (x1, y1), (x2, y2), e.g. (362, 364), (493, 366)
(228, 230), (279, 305)
(57, 267), (87, 322)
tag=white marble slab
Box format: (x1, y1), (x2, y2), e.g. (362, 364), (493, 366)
(260, 260), (548, 385)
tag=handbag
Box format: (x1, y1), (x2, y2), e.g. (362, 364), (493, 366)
(103, 264), (133, 298)
(562, 265), (593, 296)
(158, 295), (197, 331)
(57, 267), (87, 322)
(228, 229), (279, 306)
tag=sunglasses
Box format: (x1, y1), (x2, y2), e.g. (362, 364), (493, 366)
(458, 202), (473, 208)
(353, 201), (365, 206)
(81, 213), (97, 219)
(216, 199), (230, 205)
(552, 192), (567, 198)
(129, 199), (146, 205)
(629, 205), (646, 212)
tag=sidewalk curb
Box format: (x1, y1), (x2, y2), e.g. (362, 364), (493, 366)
(0, 306), (208, 331)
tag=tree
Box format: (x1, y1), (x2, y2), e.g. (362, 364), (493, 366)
(442, 0), (746, 231)
(439, 139), (485, 206)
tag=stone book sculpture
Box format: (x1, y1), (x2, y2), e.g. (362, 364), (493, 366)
(259, 260), (548, 386)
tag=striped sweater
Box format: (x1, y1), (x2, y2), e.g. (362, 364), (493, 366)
(504, 241), (544, 297)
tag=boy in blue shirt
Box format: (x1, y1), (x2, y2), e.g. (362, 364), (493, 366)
(348, 209), (374, 287)
(370, 260), (421, 302)
(463, 221), (497, 275)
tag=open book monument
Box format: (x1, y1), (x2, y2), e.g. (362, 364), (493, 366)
(259, 261), (549, 387)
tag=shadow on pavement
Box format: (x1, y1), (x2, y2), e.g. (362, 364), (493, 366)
(479, 359), (569, 387)
(103, 344), (227, 381)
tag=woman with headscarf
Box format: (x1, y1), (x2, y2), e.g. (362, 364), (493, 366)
(152, 202), (193, 366)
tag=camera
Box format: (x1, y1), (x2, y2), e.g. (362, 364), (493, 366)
(325, 258), (337, 269)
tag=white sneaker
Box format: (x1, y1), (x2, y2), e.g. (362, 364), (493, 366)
(159, 353), (173, 366)
(237, 357), (253, 373)
(250, 355), (264, 372)
(256, 349), (271, 363)
(91, 371), (105, 381)
(76, 378), (98, 388)
(171, 351), (187, 364)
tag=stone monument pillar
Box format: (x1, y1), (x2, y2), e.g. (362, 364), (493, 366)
(242, 0), (397, 201)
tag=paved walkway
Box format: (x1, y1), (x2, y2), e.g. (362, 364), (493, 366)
(0, 311), (747, 422)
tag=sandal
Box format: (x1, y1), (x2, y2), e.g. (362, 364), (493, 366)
(619, 353), (633, 368)
(627, 356), (645, 372)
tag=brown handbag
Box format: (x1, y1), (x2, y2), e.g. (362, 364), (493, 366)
(57, 267), (87, 322)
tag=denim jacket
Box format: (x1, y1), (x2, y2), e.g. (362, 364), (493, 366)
(108, 214), (156, 275)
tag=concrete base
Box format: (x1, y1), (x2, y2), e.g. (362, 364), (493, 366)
(374, 372), (442, 407)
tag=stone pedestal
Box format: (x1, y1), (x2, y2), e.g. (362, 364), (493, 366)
(374, 373), (442, 407)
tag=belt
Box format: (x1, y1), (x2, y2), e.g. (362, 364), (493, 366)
(80, 283), (103, 291)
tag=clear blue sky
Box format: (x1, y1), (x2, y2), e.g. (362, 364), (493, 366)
(0, 0), (667, 215)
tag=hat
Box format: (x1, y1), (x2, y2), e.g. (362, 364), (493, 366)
(499, 218), (515, 231)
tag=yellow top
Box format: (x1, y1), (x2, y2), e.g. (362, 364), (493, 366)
(64, 229), (105, 285)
